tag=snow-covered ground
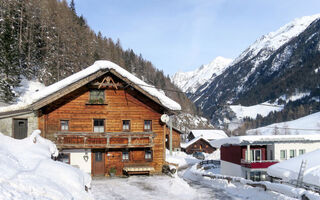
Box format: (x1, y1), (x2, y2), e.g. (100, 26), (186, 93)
(230, 102), (283, 120)
(92, 176), (214, 200)
(268, 149), (320, 187)
(0, 131), (92, 200)
(247, 111), (320, 135)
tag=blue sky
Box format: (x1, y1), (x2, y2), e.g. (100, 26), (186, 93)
(72, 0), (320, 75)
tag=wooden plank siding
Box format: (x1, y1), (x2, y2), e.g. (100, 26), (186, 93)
(165, 127), (181, 149)
(38, 74), (167, 174)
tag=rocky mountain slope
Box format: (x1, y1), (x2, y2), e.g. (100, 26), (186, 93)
(171, 56), (232, 94)
(188, 14), (320, 127)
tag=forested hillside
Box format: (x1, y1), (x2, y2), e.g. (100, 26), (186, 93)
(0, 0), (196, 113)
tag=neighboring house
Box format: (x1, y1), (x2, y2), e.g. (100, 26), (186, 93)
(181, 136), (216, 154)
(187, 129), (228, 141)
(0, 60), (181, 176)
(211, 135), (320, 181)
(165, 126), (183, 151)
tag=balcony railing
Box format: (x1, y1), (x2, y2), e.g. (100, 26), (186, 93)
(54, 131), (155, 149)
(241, 159), (279, 169)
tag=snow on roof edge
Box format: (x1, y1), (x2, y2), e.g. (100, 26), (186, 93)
(0, 60), (181, 113)
(211, 134), (320, 148)
(181, 136), (213, 149)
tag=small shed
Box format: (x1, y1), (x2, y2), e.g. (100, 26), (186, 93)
(165, 126), (183, 151)
(188, 129), (228, 142)
(181, 136), (216, 154)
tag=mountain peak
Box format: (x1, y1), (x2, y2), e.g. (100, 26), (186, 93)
(172, 56), (233, 93)
(233, 13), (320, 65)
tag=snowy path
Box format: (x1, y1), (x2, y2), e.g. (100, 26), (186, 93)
(91, 175), (234, 200)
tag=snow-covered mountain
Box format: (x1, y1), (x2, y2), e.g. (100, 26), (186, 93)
(171, 56), (232, 94)
(232, 14), (320, 67)
(188, 14), (320, 127)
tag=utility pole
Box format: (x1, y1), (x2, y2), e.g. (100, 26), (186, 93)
(169, 116), (173, 156)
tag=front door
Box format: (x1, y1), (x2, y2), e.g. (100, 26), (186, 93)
(92, 149), (105, 176)
(13, 119), (28, 139)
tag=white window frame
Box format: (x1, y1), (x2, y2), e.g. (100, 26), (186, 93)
(299, 149), (306, 155)
(280, 150), (287, 160)
(94, 119), (105, 133)
(289, 149), (296, 158)
(60, 120), (69, 131)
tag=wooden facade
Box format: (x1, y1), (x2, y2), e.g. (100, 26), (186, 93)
(184, 138), (216, 154)
(36, 72), (170, 176)
(165, 127), (182, 150)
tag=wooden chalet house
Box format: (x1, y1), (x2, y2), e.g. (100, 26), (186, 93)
(0, 61), (181, 176)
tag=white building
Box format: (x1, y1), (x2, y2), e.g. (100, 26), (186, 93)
(211, 135), (320, 181)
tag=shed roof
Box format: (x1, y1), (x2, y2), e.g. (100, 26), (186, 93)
(190, 129), (228, 140)
(181, 136), (213, 149)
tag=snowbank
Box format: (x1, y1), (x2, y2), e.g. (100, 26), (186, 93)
(247, 111), (320, 135)
(185, 164), (320, 200)
(268, 149), (320, 187)
(0, 60), (181, 112)
(165, 150), (198, 168)
(0, 130), (92, 200)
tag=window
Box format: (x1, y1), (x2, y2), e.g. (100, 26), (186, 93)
(60, 120), (69, 131)
(254, 149), (261, 161)
(89, 89), (105, 104)
(144, 120), (152, 131)
(280, 150), (287, 160)
(94, 119), (105, 132)
(57, 153), (70, 164)
(95, 152), (103, 162)
(122, 151), (129, 161)
(299, 149), (306, 155)
(145, 150), (152, 161)
(245, 149), (261, 161)
(289, 149), (296, 158)
(122, 120), (130, 131)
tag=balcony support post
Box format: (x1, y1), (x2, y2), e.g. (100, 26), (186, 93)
(247, 145), (251, 162)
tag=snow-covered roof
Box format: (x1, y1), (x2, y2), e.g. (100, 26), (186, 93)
(211, 134), (320, 148)
(181, 136), (213, 149)
(0, 60), (181, 113)
(190, 129), (228, 141)
(267, 149), (320, 187)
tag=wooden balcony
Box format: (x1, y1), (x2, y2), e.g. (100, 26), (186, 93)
(54, 131), (155, 149)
